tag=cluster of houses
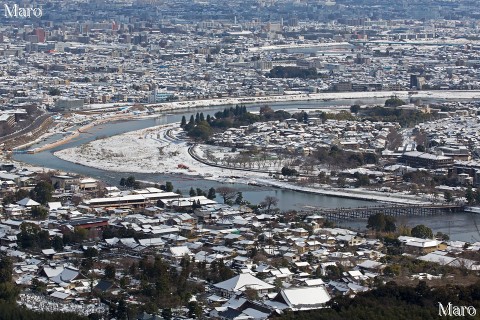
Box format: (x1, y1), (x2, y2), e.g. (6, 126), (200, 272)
(212, 118), (399, 155)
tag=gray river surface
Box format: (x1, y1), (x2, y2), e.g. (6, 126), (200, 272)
(13, 98), (480, 241)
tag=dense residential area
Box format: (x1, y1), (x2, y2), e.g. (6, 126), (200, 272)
(0, 164), (478, 319)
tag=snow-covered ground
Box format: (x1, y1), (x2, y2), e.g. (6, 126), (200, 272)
(54, 123), (266, 178)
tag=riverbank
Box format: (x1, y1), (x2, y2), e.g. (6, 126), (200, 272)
(148, 90), (480, 112)
(29, 113), (139, 153)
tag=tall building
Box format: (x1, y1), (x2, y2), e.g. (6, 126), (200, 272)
(410, 74), (425, 90)
(35, 28), (46, 43)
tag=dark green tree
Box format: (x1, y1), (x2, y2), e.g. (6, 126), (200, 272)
(84, 247), (98, 258)
(466, 186), (475, 205)
(281, 166), (298, 176)
(0, 256), (13, 283)
(187, 121), (213, 141)
(165, 181), (174, 192)
(188, 301), (202, 318)
(350, 104), (361, 114)
(411, 224), (433, 239)
(416, 145), (426, 152)
(116, 299), (127, 320)
(161, 308), (172, 320)
(384, 96), (406, 107)
(30, 181), (54, 205)
(51, 236), (64, 251)
(104, 264), (116, 280)
(235, 192), (244, 205)
(180, 116), (187, 127)
(367, 213), (396, 232)
(444, 190), (454, 203)
(207, 187), (216, 200)
(384, 215), (397, 232)
(125, 176), (139, 188)
(31, 206), (48, 219)
(303, 112), (309, 123)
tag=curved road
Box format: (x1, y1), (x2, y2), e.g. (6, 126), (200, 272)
(187, 144), (278, 175)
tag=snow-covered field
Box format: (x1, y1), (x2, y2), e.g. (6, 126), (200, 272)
(54, 124), (268, 179)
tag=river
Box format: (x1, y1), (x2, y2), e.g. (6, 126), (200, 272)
(13, 98), (480, 241)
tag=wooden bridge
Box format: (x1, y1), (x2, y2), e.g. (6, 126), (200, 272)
(302, 204), (464, 222)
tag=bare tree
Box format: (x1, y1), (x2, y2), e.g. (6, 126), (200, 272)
(217, 186), (236, 204)
(415, 130), (428, 148)
(260, 196), (279, 213)
(386, 128), (403, 151)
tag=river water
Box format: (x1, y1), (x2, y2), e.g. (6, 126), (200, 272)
(13, 98), (480, 241)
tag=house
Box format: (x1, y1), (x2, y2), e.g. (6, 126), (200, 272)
(336, 234), (365, 246)
(16, 198), (40, 208)
(79, 178), (98, 190)
(94, 279), (117, 293)
(210, 296), (272, 319)
(283, 252), (298, 262)
(291, 228), (309, 237)
(271, 286), (331, 311)
(357, 260), (385, 272)
(166, 246), (193, 263)
(398, 236), (447, 254)
(213, 273), (275, 298)
(399, 151), (453, 169)
(51, 175), (79, 190)
(41, 265), (85, 289)
(50, 291), (71, 303)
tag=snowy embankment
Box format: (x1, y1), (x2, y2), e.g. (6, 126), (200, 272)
(149, 90), (480, 112)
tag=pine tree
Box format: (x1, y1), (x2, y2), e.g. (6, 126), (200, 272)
(466, 186), (475, 205)
(199, 112), (205, 122)
(207, 187), (216, 200)
(303, 112), (309, 123)
(180, 115), (187, 127)
(235, 192), (243, 205)
(189, 187), (196, 197)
